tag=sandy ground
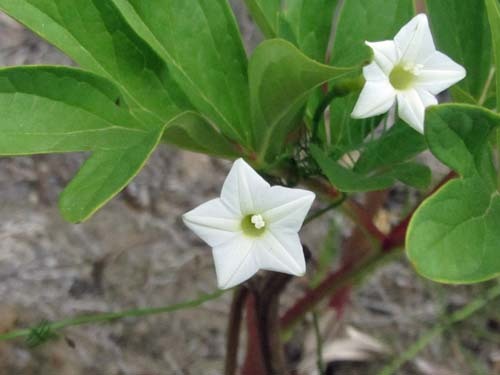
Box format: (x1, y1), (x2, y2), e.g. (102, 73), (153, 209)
(0, 3), (499, 375)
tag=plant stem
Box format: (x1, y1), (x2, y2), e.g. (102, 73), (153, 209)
(258, 273), (293, 374)
(0, 289), (226, 342)
(312, 310), (326, 375)
(241, 293), (267, 375)
(282, 171), (458, 330)
(343, 199), (387, 243)
(304, 192), (347, 225)
(478, 66), (495, 106)
(225, 287), (249, 375)
(304, 177), (387, 243)
(311, 77), (364, 142)
(376, 282), (500, 375)
(281, 249), (400, 332)
(241, 272), (294, 375)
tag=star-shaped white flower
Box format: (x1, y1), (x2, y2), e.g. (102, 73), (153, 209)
(183, 158), (315, 290)
(351, 14), (466, 133)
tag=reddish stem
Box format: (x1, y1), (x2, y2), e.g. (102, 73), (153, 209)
(241, 294), (267, 375)
(241, 272), (294, 375)
(344, 199), (387, 243)
(281, 171), (457, 330)
(281, 258), (363, 331)
(225, 287), (249, 375)
(307, 177), (387, 243)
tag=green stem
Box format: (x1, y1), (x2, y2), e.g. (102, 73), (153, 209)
(0, 289), (226, 342)
(478, 66), (495, 106)
(304, 192), (347, 225)
(311, 77), (364, 143)
(312, 310), (326, 375)
(376, 282), (500, 375)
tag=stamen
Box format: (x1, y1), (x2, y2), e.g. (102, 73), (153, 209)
(251, 214), (266, 229)
(241, 214), (267, 236)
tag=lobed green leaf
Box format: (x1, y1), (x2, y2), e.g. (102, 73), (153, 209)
(407, 104), (500, 283)
(112, 0), (252, 145)
(0, 66), (167, 222)
(0, 0), (193, 124)
(0, 1), (251, 222)
(0, 66), (147, 155)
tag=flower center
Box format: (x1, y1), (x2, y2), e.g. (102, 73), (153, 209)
(389, 64), (421, 90)
(241, 214), (266, 237)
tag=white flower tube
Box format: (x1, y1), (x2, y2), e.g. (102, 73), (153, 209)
(351, 14), (466, 133)
(183, 159), (315, 289)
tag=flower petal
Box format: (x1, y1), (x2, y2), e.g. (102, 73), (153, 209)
(183, 198), (241, 247)
(365, 41), (398, 75)
(220, 158), (270, 216)
(417, 88), (439, 108)
(351, 80), (396, 119)
(363, 62), (389, 81)
(257, 186), (315, 232)
(397, 89), (437, 134)
(416, 51), (466, 94)
(257, 230), (306, 276)
(212, 235), (259, 289)
(394, 14), (435, 64)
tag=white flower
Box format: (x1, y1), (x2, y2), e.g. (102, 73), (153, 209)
(183, 158), (315, 290)
(351, 14), (466, 133)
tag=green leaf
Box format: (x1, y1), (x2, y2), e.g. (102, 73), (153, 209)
(408, 176), (500, 283)
(354, 120), (427, 175)
(249, 39), (354, 164)
(249, 0), (411, 65)
(0, 0), (246, 156)
(331, 0), (414, 67)
(407, 104), (500, 283)
(390, 162), (431, 190)
(61, 111), (213, 222)
(161, 112), (238, 158)
(486, 0), (500, 109)
(0, 0), (190, 124)
(424, 105), (497, 187)
(312, 144), (392, 191)
(243, 0), (280, 38)
(320, 93), (381, 158)
(311, 144), (430, 191)
(427, 0), (494, 102)
(0, 67), (148, 155)
(279, 0), (338, 62)
(59, 130), (163, 222)
(0, 66), (167, 222)
(244, 0), (338, 62)
(111, 0), (252, 145)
